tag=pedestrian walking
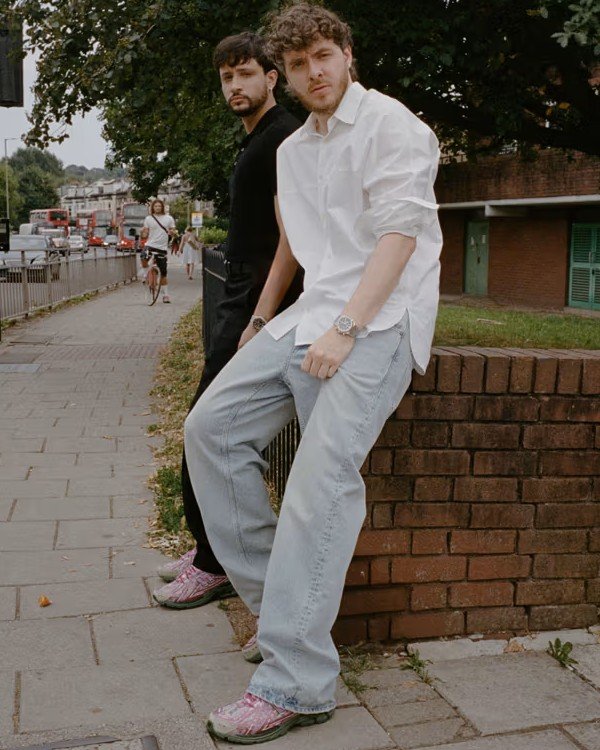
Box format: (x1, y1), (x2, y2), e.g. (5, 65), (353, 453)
(179, 226), (201, 279)
(184, 3), (442, 743)
(153, 32), (302, 608)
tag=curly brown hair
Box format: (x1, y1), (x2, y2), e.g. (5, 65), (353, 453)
(265, 2), (353, 70)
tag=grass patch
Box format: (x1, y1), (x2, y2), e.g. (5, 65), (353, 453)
(147, 302), (204, 557)
(435, 300), (600, 349)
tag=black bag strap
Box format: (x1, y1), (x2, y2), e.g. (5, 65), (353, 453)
(151, 214), (170, 235)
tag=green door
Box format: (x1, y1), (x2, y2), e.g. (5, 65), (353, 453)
(569, 224), (600, 311)
(464, 221), (489, 296)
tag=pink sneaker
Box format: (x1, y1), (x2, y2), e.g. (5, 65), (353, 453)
(156, 548), (196, 582)
(207, 692), (333, 744)
(242, 631), (263, 663)
(153, 564), (235, 609)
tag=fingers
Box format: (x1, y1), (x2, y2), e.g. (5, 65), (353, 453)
(301, 353), (338, 379)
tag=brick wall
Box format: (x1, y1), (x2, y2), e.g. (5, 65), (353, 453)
(334, 348), (600, 645)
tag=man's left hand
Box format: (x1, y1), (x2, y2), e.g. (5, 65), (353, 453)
(301, 327), (355, 379)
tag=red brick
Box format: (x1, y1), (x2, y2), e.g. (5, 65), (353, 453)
(396, 395), (473, 421)
(557, 357), (582, 394)
(410, 355), (437, 392)
(508, 353), (535, 393)
(515, 580), (585, 605)
(372, 503), (393, 529)
(365, 476), (412, 501)
(368, 616), (391, 641)
(412, 422), (450, 448)
(474, 452), (537, 476)
(537, 503), (600, 528)
(370, 558), (391, 585)
(589, 530), (600, 552)
(414, 477), (453, 502)
(474, 396), (539, 422)
(339, 587), (409, 616)
(539, 451), (600, 476)
(529, 604), (597, 630)
(332, 617), (367, 645)
(345, 560), (369, 587)
(468, 555), (531, 580)
(412, 530), (448, 555)
(534, 554), (600, 578)
(391, 555), (467, 583)
(452, 424), (520, 449)
(518, 529), (587, 553)
(533, 355), (558, 393)
(450, 530), (516, 554)
(375, 421), (411, 448)
(461, 352), (485, 393)
(394, 450), (470, 476)
(595, 479), (600, 501)
(470, 504), (534, 529)
(354, 530), (410, 556)
(587, 579), (600, 603)
(394, 503), (469, 528)
(523, 424), (594, 449)
(411, 583), (448, 610)
(485, 353), (511, 393)
(437, 353), (461, 392)
(522, 478), (592, 502)
(539, 397), (599, 422)
(466, 607), (527, 633)
(371, 449), (393, 475)
(449, 582), (513, 608)
(582, 359), (600, 395)
(360, 456), (370, 476)
(454, 477), (518, 502)
(391, 610), (464, 639)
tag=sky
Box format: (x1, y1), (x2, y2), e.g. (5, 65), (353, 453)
(1, 51), (109, 169)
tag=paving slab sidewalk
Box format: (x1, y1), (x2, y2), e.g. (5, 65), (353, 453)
(2, 265), (600, 750)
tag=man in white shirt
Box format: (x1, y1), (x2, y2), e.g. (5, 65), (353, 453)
(185, 3), (442, 743)
(140, 198), (176, 302)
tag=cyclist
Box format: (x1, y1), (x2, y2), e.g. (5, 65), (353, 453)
(140, 199), (176, 303)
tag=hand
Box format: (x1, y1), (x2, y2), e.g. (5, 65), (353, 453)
(238, 322), (259, 349)
(301, 327), (355, 379)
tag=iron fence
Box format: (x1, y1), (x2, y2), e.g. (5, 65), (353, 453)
(0, 247), (137, 324)
(201, 244), (300, 500)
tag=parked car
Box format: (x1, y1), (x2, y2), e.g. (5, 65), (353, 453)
(67, 235), (88, 252)
(0, 236), (61, 281)
(103, 234), (118, 247)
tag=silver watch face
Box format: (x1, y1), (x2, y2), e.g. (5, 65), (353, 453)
(335, 315), (354, 333)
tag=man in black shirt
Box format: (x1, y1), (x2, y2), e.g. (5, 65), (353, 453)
(153, 33), (301, 613)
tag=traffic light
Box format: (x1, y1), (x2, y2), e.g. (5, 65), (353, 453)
(0, 25), (24, 108)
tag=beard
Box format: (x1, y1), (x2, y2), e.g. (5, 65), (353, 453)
(295, 73), (349, 116)
(228, 84), (269, 118)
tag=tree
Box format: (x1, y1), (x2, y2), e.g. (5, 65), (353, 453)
(13, 165), (60, 225)
(9, 146), (63, 181)
(2, 0), (598, 210)
(0, 160), (24, 227)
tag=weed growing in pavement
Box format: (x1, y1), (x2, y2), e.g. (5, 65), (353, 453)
(547, 638), (578, 669)
(339, 645), (377, 694)
(402, 649), (433, 684)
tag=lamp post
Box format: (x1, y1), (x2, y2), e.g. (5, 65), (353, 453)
(3, 136), (18, 222)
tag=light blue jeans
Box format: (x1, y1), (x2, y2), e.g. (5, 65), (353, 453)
(184, 313), (413, 714)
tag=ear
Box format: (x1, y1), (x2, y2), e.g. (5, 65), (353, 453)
(266, 68), (278, 91)
(343, 46), (353, 70)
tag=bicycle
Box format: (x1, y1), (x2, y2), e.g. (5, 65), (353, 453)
(145, 250), (163, 306)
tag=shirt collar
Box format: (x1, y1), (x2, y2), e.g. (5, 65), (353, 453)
(240, 104), (284, 148)
(300, 81), (367, 138)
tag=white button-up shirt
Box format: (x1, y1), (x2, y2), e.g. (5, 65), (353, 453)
(265, 82), (442, 374)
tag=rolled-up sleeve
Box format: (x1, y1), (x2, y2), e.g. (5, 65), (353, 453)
(355, 112), (440, 241)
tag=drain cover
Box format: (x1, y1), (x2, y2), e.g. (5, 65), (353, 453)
(10, 736), (158, 750)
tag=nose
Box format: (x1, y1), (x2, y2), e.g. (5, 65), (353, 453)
(307, 57), (323, 80)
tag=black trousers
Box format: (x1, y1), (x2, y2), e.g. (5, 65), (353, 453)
(182, 267), (303, 573)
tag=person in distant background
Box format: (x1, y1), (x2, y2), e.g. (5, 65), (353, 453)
(140, 198), (176, 303)
(179, 226), (201, 279)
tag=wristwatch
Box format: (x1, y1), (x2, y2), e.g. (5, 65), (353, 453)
(251, 315), (268, 332)
(333, 314), (361, 337)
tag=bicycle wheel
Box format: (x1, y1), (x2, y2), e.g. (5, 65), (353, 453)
(146, 264), (162, 306)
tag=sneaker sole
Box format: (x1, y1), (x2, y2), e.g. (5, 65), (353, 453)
(153, 581), (237, 609)
(242, 647), (263, 664)
(207, 710), (333, 744)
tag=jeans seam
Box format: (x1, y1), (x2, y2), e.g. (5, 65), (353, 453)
(289, 328), (409, 687)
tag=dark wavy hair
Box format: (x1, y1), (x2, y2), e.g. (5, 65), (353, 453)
(213, 31), (277, 73)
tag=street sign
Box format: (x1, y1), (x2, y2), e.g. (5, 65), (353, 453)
(191, 212), (204, 228)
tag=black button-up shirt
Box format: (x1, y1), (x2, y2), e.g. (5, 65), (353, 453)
(226, 104), (300, 278)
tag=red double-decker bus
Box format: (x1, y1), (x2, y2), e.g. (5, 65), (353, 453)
(117, 202), (148, 251)
(75, 209), (113, 246)
(30, 208), (70, 236)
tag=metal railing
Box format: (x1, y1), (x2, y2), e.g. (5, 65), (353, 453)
(201, 245), (300, 500)
(0, 247), (137, 324)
